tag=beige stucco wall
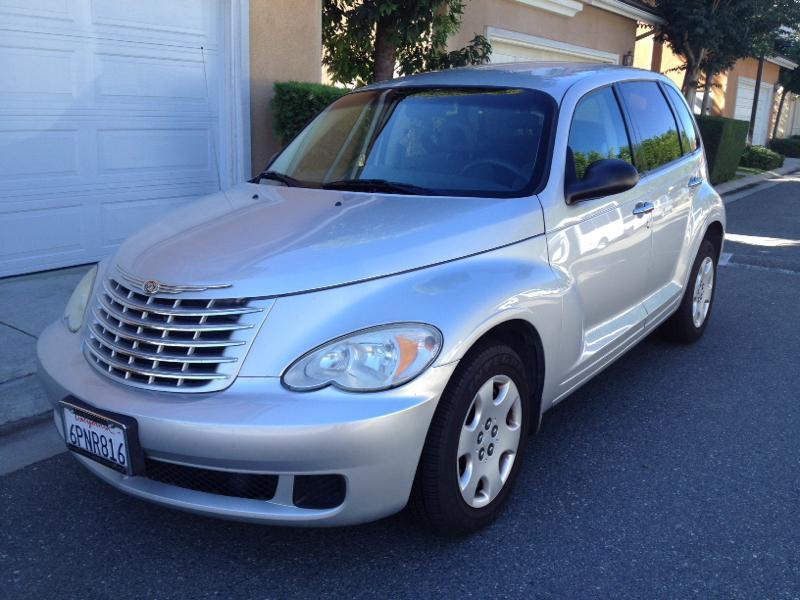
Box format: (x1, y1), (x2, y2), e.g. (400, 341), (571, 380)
(249, 0), (322, 176)
(452, 0), (637, 61)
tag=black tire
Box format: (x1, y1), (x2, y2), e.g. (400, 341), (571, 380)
(410, 342), (532, 536)
(659, 238), (718, 343)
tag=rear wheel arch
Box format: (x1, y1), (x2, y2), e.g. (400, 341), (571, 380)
(704, 220), (724, 259)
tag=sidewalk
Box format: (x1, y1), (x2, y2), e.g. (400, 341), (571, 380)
(716, 157), (800, 196)
(0, 265), (90, 428)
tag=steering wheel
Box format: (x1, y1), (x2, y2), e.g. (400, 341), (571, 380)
(460, 158), (527, 185)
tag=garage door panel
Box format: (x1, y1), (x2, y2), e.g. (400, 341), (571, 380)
(0, 128), (79, 180)
(89, 0), (217, 45)
(735, 77), (773, 146)
(97, 127), (211, 174)
(0, 44), (77, 105)
(0, 0), (76, 24)
(0, 204), (86, 262)
(492, 40), (593, 63)
(0, 0), (225, 277)
(94, 51), (209, 108)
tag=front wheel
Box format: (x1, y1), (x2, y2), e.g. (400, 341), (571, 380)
(410, 343), (531, 535)
(659, 239), (718, 343)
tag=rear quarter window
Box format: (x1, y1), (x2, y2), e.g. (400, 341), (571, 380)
(618, 81), (682, 172)
(664, 85), (699, 154)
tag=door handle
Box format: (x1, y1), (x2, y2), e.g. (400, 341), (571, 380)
(632, 201), (654, 216)
(688, 176), (704, 188)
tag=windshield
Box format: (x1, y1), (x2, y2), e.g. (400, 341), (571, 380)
(266, 86), (555, 197)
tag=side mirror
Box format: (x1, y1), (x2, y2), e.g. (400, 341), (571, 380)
(565, 158), (639, 204)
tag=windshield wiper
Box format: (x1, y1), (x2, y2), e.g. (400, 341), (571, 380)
(322, 178), (432, 195)
(254, 170), (301, 187)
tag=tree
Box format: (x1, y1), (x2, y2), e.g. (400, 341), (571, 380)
(653, 0), (800, 106)
(322, 0), (491, 86)
(772, 39), (800, 140)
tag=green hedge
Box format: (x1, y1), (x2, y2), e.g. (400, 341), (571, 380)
(271, 81), (349, 146)
(740, 145), (785, 170)
(769, 137), (800, 158)
(695, 115), (750, 184)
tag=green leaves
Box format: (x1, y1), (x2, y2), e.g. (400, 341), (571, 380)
(654, 0), (800, 97)
(322, 0), (491, 85)
(741, 145), (785, 170)
(271, 82), (349, 145)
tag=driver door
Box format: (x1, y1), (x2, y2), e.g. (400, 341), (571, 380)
(547, 85), (652, 396)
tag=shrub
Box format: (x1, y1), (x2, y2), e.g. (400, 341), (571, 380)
(271, 81), (349, 145)
(769, 137), (800, 158)
(695, 115), (750, 184)
(740, 145), (785, 170)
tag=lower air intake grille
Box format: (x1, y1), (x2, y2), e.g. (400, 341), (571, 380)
(144, 459), (279, 501)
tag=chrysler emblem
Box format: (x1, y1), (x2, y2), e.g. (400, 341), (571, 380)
(116, 265), (232, 294)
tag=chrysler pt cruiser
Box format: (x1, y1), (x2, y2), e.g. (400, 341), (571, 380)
(38, 63), (725, 535)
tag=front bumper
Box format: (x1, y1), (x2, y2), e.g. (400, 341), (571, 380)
(37, 320), (456, 526)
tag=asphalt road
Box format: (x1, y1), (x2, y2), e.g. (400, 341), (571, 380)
(3, 178), (800, 599)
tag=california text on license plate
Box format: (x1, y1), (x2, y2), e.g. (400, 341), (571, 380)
(62, 403), (131, 473)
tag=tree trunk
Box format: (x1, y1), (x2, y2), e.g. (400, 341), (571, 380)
(682, 62), (702, 108)
(748, 56), (765, 145)
(772, 88), (787, 141)
(373, 17), (397, 83)
(701, 68), (713, 115)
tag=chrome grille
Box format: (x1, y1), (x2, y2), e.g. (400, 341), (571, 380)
(83, 278), (266, 392)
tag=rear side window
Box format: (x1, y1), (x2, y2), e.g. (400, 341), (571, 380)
(664, 85), (699, 154)
(567, 87), (632, 179)
(618, 81), (682, 172)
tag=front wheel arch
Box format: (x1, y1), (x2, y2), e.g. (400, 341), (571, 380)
(456, 319), (545, 435)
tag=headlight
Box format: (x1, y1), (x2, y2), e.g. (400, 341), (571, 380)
(63, 265), (98, 333)
(282, 323), (443, 392)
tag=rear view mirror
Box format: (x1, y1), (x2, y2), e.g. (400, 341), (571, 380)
(565, 158), (639, 204)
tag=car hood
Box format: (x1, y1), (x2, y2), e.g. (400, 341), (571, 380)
(114, 183), (544, 298)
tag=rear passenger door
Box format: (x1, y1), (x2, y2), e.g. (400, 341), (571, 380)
(617, 81), (700, 322)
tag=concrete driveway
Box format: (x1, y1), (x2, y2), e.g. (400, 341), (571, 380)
(0, 266), (90, 427)
(2, 176), (799, 598)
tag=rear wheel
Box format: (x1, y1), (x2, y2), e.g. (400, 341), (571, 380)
(410, 343), (531, 535)
(659, 239), (717, 343)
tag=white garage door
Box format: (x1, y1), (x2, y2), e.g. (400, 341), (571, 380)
(0, 0), (231, 277)
(487, 29), (618, 65)
(491, 40), (600, 64)
(734, 77), (774, 146)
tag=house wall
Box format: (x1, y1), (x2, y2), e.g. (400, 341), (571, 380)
(452, 0), (637, 62)
(249, 0), (322, 176)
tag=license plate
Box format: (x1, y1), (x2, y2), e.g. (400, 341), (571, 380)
(61, 400), (135, 474)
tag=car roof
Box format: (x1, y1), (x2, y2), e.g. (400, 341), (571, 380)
(363, 62), (670, 102)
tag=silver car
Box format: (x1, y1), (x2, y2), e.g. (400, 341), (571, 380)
(37, 63), (725, 535)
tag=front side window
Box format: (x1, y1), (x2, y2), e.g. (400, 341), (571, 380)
(619, 81), (682, 172)
(267, 87), (555, 197)
(567, 87), (632, 179)
(664, 85), (699, 154)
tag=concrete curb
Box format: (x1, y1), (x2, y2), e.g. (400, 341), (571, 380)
(716, 158), (800, 197)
